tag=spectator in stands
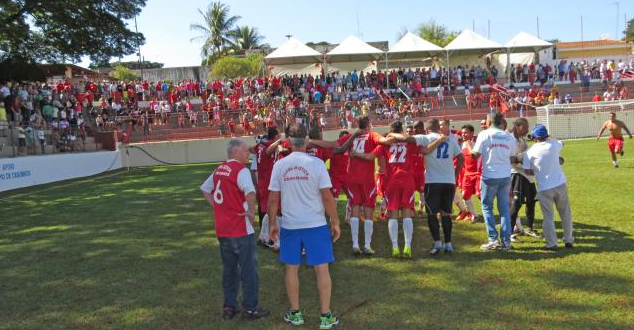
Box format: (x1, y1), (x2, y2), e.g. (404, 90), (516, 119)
(0, 102), (7, 137)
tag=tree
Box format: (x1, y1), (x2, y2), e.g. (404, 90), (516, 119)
(209, 53), (263, 79)
(0, 0), (146, 64)
(190, 2), (241, 59)
(89, 60), (164, 70)
(416, 19), (458, 47)
(110, 65), (139, 81)
(232, 26), (266, 53)
(623, 18), (634, 42)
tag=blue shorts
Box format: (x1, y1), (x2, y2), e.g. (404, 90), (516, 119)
(279, 225), (334, 266)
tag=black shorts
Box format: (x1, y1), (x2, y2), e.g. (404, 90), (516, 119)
(424, 183), (455, 215)
(511, 173), (537, 204)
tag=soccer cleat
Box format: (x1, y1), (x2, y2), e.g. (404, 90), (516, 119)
(455, 210), (468, 221)
(523, 228), (541, 238)
(480, 241), (501, 251)
(319, 311), (340, 329)
(391, 247), (401, 258)
(614, 163), (619, 168)
(352, 247), (362, 255)
(402, 246), (412, 259)
(542, 245), (558, 251)
(500, 243), (513, 251)
(429, 244), (443, 256)
(284, 309), (305, 326)
(241, 307), (270, 321)
(565, 242), (574, 248)
(444, 244), (454, 253)
(222, 307), (239, 320)
(510, 234), (522, 243)
(362, 247), (375, 255)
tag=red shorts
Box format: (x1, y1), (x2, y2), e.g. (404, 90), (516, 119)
(347, 182), (377, 208)
(461, 173), (481, 199)
(414, 172), (425, 193)
(257, 182), (269, 213)
(330, 177), (347, 199)
(608, 137), (624, 153)
(384, 185), (416, 211)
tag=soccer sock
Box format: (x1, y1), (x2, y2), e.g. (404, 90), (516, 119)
(441, 216), (452, 243)
(465, 198), (477, 216)
(403, 217), (413, 248)
(350, 217), (360, 248)
(388, 219), (398, 249)
(259, 214), (269, 241)
(454, 190), (466, 211)
(364, 220), (373, 249)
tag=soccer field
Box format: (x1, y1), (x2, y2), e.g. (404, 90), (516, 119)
(1, 139), (633, 330)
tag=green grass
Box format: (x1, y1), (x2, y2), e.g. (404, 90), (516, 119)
(1, 139), (633, 330)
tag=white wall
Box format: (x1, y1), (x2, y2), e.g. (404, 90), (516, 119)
(0, 151), (122, 192)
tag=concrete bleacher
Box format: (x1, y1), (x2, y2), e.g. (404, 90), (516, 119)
(118, 79), (633, 143)
(0, 129), (102, 158)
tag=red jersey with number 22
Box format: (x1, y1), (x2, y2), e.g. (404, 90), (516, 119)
(372, 142), (419, 188)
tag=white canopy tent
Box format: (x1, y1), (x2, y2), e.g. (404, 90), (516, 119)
(504, 31), (553, 53)
(443, 29), (504, 88)
(388, 32), (444, 60)
(326, 35), (383, 73)
(499, 32), (554, 80)
(264, 37), (323, 76)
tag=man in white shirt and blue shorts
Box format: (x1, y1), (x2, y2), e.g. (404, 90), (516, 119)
(268, 123), (341, 329)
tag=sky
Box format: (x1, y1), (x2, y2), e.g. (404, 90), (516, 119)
(80, 0), (634, 68)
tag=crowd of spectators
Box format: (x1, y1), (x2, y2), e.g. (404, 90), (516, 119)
(1, 58), (633, 152)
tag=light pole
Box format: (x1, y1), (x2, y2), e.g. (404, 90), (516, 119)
(610, 2), (620, 39)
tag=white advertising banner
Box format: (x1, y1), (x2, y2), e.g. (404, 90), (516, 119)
(0, 151), (122, 192)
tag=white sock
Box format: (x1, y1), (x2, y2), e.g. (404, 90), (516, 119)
(614, 160), (618, 165)
(350, 217), (360, 248)
(403, 217), (413, 248)
(388, 219), (398, 248)
(464, 198), (477, 216)
(259, 214), (269, 241)
(364, 220), (374, 249)
(454, 190), (466, 211)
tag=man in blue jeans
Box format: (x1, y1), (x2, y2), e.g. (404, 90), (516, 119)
(471, 113), (517, 250)
(200, 139), (269, 321)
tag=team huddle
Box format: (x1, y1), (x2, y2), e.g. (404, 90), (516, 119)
(253, 115), (506, 256)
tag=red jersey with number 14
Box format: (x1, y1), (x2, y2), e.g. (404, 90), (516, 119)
(347, 131), (383, 185)
(372, 142), (419, 188)
(211, 161), (251, 238)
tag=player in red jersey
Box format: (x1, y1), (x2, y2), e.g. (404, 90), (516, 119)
(251, 128), (281, 248)
(408, 122), (426, 218)
(200, 139), (269, 320)
(459, 124), (481, 223)
(351, 121), (421, 258)
(597, 112), (632, 168)
(306, 127), (334, 162)
(446, 122), (470, 221)
(310, 116), (384, 255)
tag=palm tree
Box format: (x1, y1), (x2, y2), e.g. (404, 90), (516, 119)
(190, 2), (241, 59)
(232, 25), (265, 53)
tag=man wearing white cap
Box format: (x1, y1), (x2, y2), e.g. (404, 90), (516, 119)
(523, 125), (574, 250)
